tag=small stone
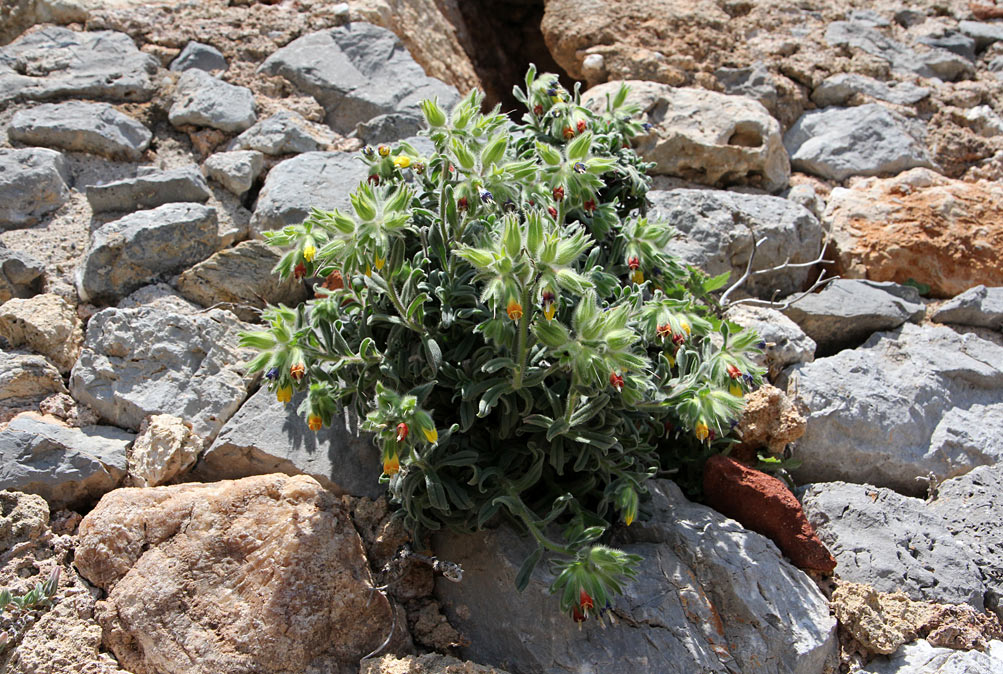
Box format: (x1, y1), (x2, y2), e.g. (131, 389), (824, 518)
(169, 69), (257, 133)
(733, 384), (807, 457)
(846, 10), (890, 26)
(230, 110), (333, 155)
(127, 414), (202, 487)
(0, 293), (83, 374)
(894, 9), (926, 28)
(917, 30), (976, 62)
(0, 148), (70, 230)
(85, 167), (211, 214)
(963, 105), (1003, 138)
(362, 654), (511, 674)
(724, 304), (816, 375)
(0, 352), (66, 403)
(353, 113), (423, 145)
(581, 52), (606, 85)
(169, 41), (227, 73)
(811, 73), (930, 107)
(8, 102), (151, 161)
(714, 61), (778, 114)
(931, 285), (1003, 329)
(203, 150), (264, 195)
(0, 247), (44, 303)
(959, 21), (1003, 51)
(0, 490), (49, 554)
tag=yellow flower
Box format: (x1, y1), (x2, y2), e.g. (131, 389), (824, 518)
(373, 255), (385, 271)
(383, 453), (400, 475)
(624, 511), (635, 526)
(365, 263), (372, 277)
(631, 269), (644, 284)
(378, 145), (390, 157)
(544, 302), (557, 321)
(308, 414), (323, 431)
(303, 245), (316, 262)
(422, 427), (438, 443)
(276, 386), (292, 403)
(681, 320), (691, 335)
(730, 382), (744, 397)
(394, 155), (411, 169)
(695, 422), (710, 442)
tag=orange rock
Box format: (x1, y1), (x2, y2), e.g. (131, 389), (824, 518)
(827, 168), (1003, 298)
(703, 454), (836, 573)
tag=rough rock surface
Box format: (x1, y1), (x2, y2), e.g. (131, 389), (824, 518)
(127, 414), (202, 488)
(76, 202), (220, 304)
(197, 387), (383, 499)
(824, 20), (973, 81)
(0, 488), (48, 553)
(0, 246), (44, 302)
(85, 166), (212, 215)
(784, 104), (935, 181)
(202, 150), (263, 195)
(784, 323), (1003, 494)
(583, 81), (790, 192)
(230, 110), (334, 155)
(783, 279), (925, 355)
(74, 473), (393, 674)
(0, 293), (83, 373)
(435, 479), (837, 674)
(825, 168), (1003, 297)
(0, 148), (70, 229)
(0, 413), (131, 509)
(168, 68), (257, 133)
(932, 285), (1003, 329)
(362, 654), (510, 674)
(733, 384), (807, 457)
(724, 304), (816, 376)
(8, 101), (151, 161)
(811, 73), (930, 107)
(259, 22), (459, 134)
(169, 41), (227, 73)
(69, 306), (255, 441)
(648, 189), (823, 299)
(859, 640), (1003, 674)
(0, 351), (66, 403)
(0, 26), (159, 104)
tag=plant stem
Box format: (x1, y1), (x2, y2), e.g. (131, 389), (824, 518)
(386, 280), (424, 334)
(564, 370), (579, 424)
(512, 287), (532, 389)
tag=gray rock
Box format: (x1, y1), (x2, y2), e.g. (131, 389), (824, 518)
(69, 306), (255, 441)
(168, 69), (257, 133)
(435, 479), (837, 674)
(811, 73), (930, 107)
(0, 148), (70, 229)
(196, 387), (383, 499)
(784, 104), (935, 181)
(0, 414), (132, 509)
(249, 151), (366, 235)
(203, 150), (263, 195)
(353, 112), (424, 145)
(992, 55), (1003, 78)
(825, 21), (974, 80)
(917, 31), (976, 62)
(0, 27), (159, 105)
(176, 239), (308, 321)
(86, 166), (212, 214)
(783, 323), (1003, 495)
(931, 285), (1003, 329)
(802, 481), (986, 609)
(963, 105), (1003, 138)
(0, 246), (44, 302)
(860, 639), (1003, 674)
(8, 101), (151, 161)
(714, 62), (778, 115)
(648, 189), (824, 300)
(894, 9), (926, 28)
(117, 283), (201, 314)
(259, 22), (459, 133)
(0, 351), (66, 402)
(959, 21), (1003, 51)
(76, 202), (220, 304)
(784, 279), (925, 354)
(169, 41), (227, 73)
(230, 110), (333, 155)
(785, 183), (825, 219)
(724, 304), (816, 375)
(846, 10), (890, 27)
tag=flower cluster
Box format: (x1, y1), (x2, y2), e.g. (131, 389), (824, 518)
(241, 67), (764, 620)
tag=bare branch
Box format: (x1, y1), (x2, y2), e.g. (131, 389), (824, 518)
(727, 270), (839, 310)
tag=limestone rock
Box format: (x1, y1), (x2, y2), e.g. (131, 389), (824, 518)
(724, 304), (815, 376)
(734, 384), (807, 456)
(354, 112), (424, 145)
(362, 654), (510, 674)
(117, 283), (201, 314)
(648, 189), (823, 300)
(230, 109), (334, 155)
(0, 489), (48, 554)
(197, 386), (383, 499)
(783, 279), (925, 355)
(932, 285), (1003, 330)
(825, 168), (1003, 297)
(169, 41), (227, 73)
(0, 351), (66, 403)
(584, 81), (789, 193)
(783, 323), (1003, 495)
(811, 73), (930, 107)
(202, 150), (263, 195)
(917, 30), (976, 62)
(176, 239), (308, 321)
(0, 148), (70, 229)
(860, 639), (1003, 674)
(959, 21), (1003, 51)
(85, 166), (212, 214)
(0, 247), (44, 303)
(0, 27), (159, 104)
(76, 202), (220, 304)
(435, 479), (837, 673)
(169, 69), (257, 133)
(825, 20), (974, 81)
(784, 104), (935, 181)
(259, 22), (459, 134)
(74, 473), (393, 674)
(714, 62), (778, 115)
(0, 414), (131, 509)
(0, 293), (83, 373)
(127, 414), (201, 487)
(69, 306), (256, 441)
(8, 101), (151, 161)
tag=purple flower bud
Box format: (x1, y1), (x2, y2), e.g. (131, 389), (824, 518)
(480, 190), (493, 203)
(265, 367), (279, 380)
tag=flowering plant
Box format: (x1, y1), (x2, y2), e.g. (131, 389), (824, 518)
(240, 67), (764, 621)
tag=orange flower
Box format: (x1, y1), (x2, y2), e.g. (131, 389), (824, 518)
(609, 372), (624, 392)
(307, 414), (323, 431)
(289, 363), (306, 381)
(396, 422), (409, 442)
(383, 453), (400, 475)
(506, 299), (523, 321)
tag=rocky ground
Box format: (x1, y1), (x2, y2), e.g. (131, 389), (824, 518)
(0, 0), (1002, 672)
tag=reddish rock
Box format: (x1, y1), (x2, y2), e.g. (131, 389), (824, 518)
(703, 454), (836, 573)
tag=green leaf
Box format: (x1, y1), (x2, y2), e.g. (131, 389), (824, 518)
(516, 546), (543, 592)
(703, 271), (731, 292)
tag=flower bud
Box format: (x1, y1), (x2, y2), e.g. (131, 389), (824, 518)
(383, 453), (400, 475)
(396, 422), (409, 442)
(308, 414), (323, 431)
(276, 386), (292, 403)
(506, 299), (523, 321)
(378, 145), (390, 157)
(420, 98), (447, 127)
(609, 371), (624, 392)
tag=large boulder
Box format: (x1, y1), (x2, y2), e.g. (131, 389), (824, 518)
(168, 69), (257, 133)
(0, 293), (83, 373)
(824, 168), (1003, 298)
(583, 81), (789, 193)
(69, 306), (256, 441)
(196, 387), (383, 499)
(648, 189), (823, 300)
(74, 474), (393, 674)
(258, 22), (459, 134)
(76, 202), (220, 304)
(0, 26), (159, 104)
(783, 323), (1003, 495)
(0, 148), (70, 229)
(435, 479), (837, 674)
(85, 166), (212, 215)
(8, 101), (151, 161)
